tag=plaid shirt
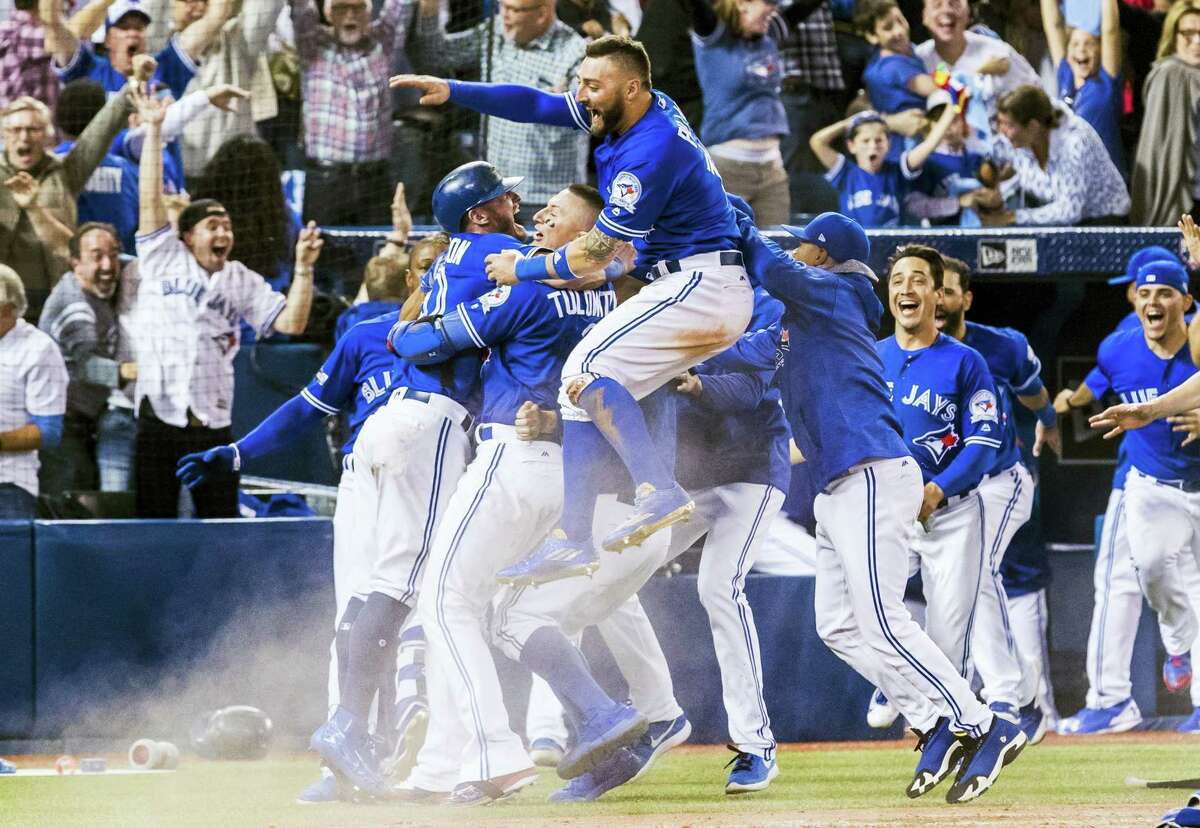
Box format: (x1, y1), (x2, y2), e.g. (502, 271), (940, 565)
(0, 10), (59, 110)
(776, 1), (843, 92)
(419, 15), (588, 205)
(292, 0), (414, 163)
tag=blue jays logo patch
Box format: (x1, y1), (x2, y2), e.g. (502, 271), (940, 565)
(479, 285), (511, 312)
(968, 389), (999, 424)
(610, 171), (642, 213)
(914, 424), (960, 463)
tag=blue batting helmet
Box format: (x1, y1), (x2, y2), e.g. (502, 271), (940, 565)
(431, 161), (523, 233)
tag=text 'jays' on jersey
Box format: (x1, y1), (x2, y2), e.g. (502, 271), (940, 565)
(454, 280), (616, 426)
(1088, 326), (1200, 482)
(962, 320), (1043, 474)
(877, 333), (1002, 496)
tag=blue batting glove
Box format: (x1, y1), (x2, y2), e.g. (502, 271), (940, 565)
(176, 445), (238, 489)
(386, 320), (412, 355)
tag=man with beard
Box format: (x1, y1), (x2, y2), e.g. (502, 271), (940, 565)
(128, 86), (317, 518)
(38, 222), (138, 494)
(392, 35), (754, 589)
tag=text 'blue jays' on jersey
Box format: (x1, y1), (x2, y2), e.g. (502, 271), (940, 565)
(455, 280), (616, 426)
(962, 321), (1043, 474)
(877, 333), (1002, 492)
(409, 232), (542, 413)
(301, 310), (401, 454)
(559, 91), (742, 275)
(739, 229), (909, 492)
(1091, 326), (1200, 482)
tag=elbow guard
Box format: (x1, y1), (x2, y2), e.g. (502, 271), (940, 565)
(392, 312), (474, 364)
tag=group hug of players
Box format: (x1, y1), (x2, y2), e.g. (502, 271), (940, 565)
(174, 34), (1200, 810)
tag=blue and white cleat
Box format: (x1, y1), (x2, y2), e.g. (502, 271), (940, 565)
(0, 757), (16, 775)
(548, 747), (642, 802)
(1165, 653), (1193, 694)
(945, 715), (1027, 804)
(907, 718), (966, 799)
(295, 772), (343, 804)
(724, 747), (779, 794)
(497, 531), (598, 587)
(529, 737), (566, 767)
(1017, 703), (1047, 745)
(601, 483), (695, 552)
(867, 688), (899, 729)
(557, 704), (648, 780)
(310, 706), (390, 799)
(630, 714), (692, 780)
(1056, 698), (1142, 735)
(1178, 707), (1200, 734)
(987, 701), (1019, 722)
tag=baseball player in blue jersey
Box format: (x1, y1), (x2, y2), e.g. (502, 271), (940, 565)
(305, 161), (548, 799)
(1056, 245), (1200, 735)
(387, 263), (626, 804)
(737, 216), (1024, 804)
(391, 35), (754, 586)
(935, 256), (1057, 742)
(1086, 259), (1200, 703)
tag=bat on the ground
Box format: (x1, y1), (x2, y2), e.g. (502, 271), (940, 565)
(1125, 775), (1200, 790)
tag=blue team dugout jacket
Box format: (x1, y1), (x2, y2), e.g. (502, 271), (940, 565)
(301, 311), (402, 455)
(876, 333), (1001, 498)
(676, 288), (791, 493)
(737, 222), (908, 493)
(1090, 326), (1200, 482)
(445, 82), (742, 276)
(963, 320), (1044, 474)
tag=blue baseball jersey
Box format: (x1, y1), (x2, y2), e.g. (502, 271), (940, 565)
(57, 37), (196, 100)
(405, 232), (542, 413)
(55, 139), (139, 253)
(825, 154), (919, 228)
(962, 321), (1043, 473)
(1000, 401), (1050, 597)
(335, 300), (402, 342)
(558, 91), (742, 275)
(454, 280), (616, 425)
(740, 228), (909, 492)
(1091, 326), (1200, 482)
(862, 51), (927, 114)
(877, 333), (1002, 494)
(676, 287), (791, 493)
(300, 311), (401, 454)
(1116, 309), (1141, 332)
(916, 149), (984, 198)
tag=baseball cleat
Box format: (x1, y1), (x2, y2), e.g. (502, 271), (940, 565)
(987, 701), (1019, 722)
(387, 783), (452, 804)
(630, 714), (692, 781)
(0, 758), (14, 775)
(558, 704), (648, 780)
(1056, 698), (1142, 735)
(906, 718), (965, 799)
(945, 715), (1027, 804)
(1178, 707), (1200, 734)
(381, 698), (428, 782)
(448, 766), (539, 806)
(295, 773), (343, 804)
(866, 688), (900, 729)
(548, 747), (642, 802)
(529, 737), (566, 767)
(497, 531), (598, 587)
(601, 483), (694, 552)
(310, 706), (391, 799)
(1165, 653), (1193, 693)
(724, 748), (779, 794)
(1017, 703), (1047, 745)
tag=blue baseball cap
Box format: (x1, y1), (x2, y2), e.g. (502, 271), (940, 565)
(783, 212), (870, 264)
(1110, 245), (1178, 285)
(1135, 259), (1190, 294)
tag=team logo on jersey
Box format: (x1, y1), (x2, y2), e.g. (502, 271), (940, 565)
(913, 424), (960, 463)
(967, 389), (999, 424)
(610, 172), (642, 213)
(479, 285), (511, 312)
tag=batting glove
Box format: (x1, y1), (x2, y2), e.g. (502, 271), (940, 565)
(176, 444), (240, 489)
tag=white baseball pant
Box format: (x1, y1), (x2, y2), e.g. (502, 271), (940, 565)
(326, 455), (375, 713)
(420, 427), (564, 783)
(1123, 468), (1200, 657)
(969, 463), (1036, 709)
(407, 652), (465, 793)
(1005, 588), (1058, 721)
(492, 495), (683, 724)
(1087, 486), (1200, 708)
(667, 482), (784, 760)
(813, 457), (992, 737)
(558, 257), (752, 421)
